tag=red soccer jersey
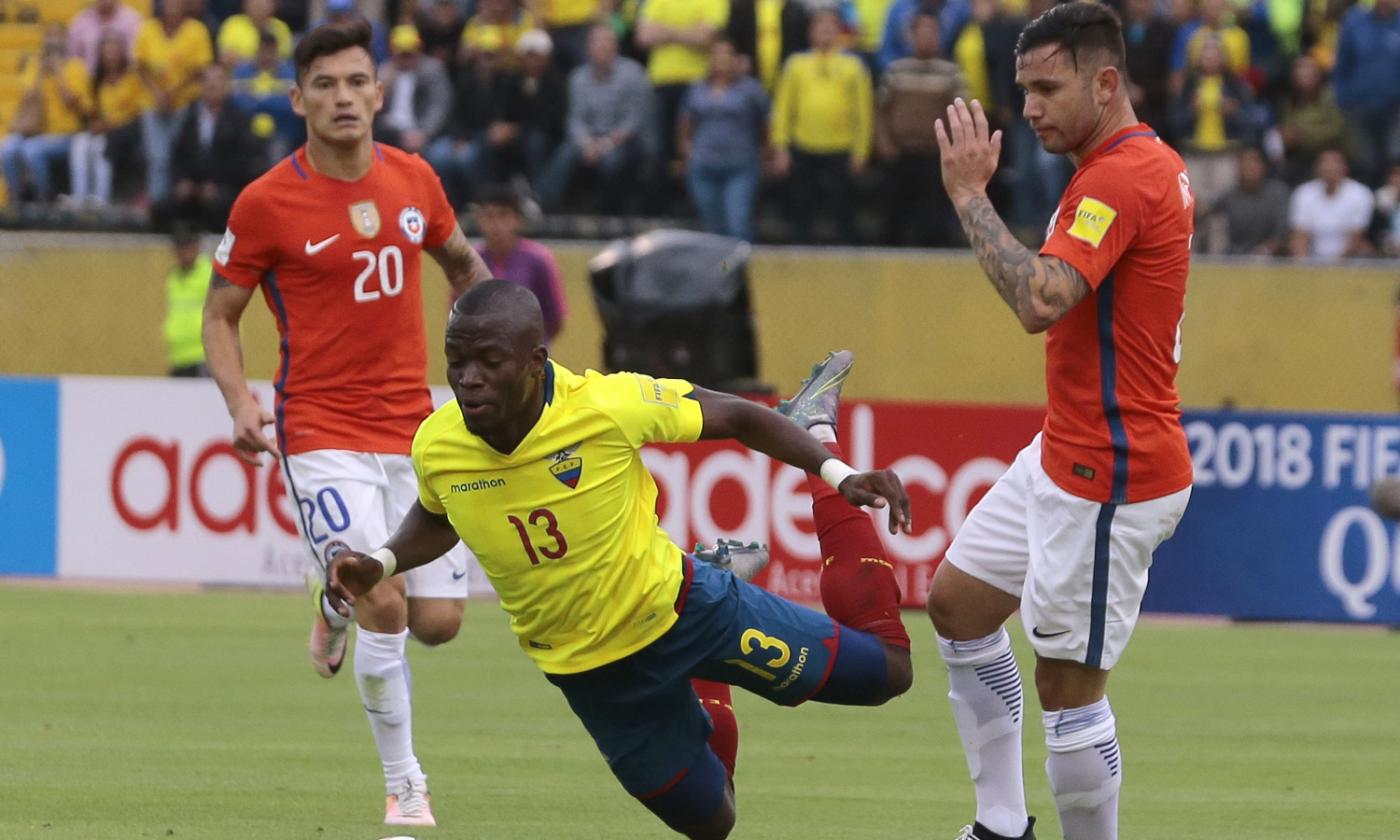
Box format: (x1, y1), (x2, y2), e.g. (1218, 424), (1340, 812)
(1038, 124), (1195, 504)
(214, 144), (457, 456)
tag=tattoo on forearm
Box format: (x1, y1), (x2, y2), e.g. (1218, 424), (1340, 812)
(955, 195), (1089, 326)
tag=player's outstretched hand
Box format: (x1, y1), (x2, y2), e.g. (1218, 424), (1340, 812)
(935, 97), (1002, 204)
(325, 551), (385, 617)
(838, 470), (913, 535)
(231, 400), (280, 466)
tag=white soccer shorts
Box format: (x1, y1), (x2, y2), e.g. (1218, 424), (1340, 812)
(282, 449), (471, 599)
(944, 435), (1190, 671)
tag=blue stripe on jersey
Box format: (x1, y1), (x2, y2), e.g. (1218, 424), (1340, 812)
(543, 361), (555, 405)
(290, 151), (309, 181)
(263, 270), (292, 453)
(1103, 129), (1158, 155)
(1088, 271), (1129, 669)
(373, 143), (385, 161)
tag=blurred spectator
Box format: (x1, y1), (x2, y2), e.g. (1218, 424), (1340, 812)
(770, 9), (873, 243)
(678, 37), (769, 241)
(1170, 0), (1250, 87)
(950, 0), (1020, 136)
(1122, 0), (1179, 140)
(1, 26), (91, 206)
(135, 0), (214, 204)
(67, 0), (144, 73)
(313, 0), (389, 65)
(534, 0), (613, 72)
(1171, 34), (1254, 215)
(1332, 0), (1400, 185)
(878, 0), (948, 73)
(164, 225), (212, 378)
(1277, 53), (1346, 185)
(1289, 147), (1376, 260)
(853, 0), (895, 71)
(462, 0), (537, 63)
(636, 0), (727, 203)
(536, 25), (651, 214)
(725, 0), (810, 91)
(230, 29), (300, 162)
(216, 0), (292, 65)
(472, 183), (568, 344)
(69, 31), (145, 207)
(427, 41), (511, 209)
(1375, 163), (1400, 257)
(495, 29), (568, 184)
(417, 0), (468, 67)
(875, 10), (965, 246)
(376, 25), (452, 156)
(1212, 146), (1290, 255)
(154, 63), (263, 231)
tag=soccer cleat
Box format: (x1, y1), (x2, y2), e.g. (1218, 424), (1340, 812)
(306, 577), (348, 679)
(693, 539), (770, 582)
(953, 817), (1037, 840)
(776, 350), (853, 431)
(385, 778), (436, 827)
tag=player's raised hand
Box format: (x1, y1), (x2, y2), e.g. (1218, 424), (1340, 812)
(935, 97), (1002, 204)
(231, 400), (279, 466)
(325, 551), (386, 617)
(838, 469), (913, 535)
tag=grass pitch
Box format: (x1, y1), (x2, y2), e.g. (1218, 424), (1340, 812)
(2, 585), (1397, 839)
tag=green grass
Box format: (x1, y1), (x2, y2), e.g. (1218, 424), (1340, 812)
(1, 586), (1397, 839)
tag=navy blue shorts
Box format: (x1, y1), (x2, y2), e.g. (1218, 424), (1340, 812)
(546, 555), (890, 808)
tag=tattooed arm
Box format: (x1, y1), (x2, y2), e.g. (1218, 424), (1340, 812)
(955, 193), (1091, 333)
(936, 97), (1091, 333)
(427, 225), (492, 298)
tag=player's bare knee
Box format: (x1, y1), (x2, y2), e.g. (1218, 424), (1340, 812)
(409, 615), (461, 647)
(682, 796), (735, 840)
(1034, 657), (1108, 711)
(879, 645), (914, 702)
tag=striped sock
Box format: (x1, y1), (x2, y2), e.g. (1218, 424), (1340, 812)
(938, 629), (1029, 838)
(1044, 697), (1120, 840)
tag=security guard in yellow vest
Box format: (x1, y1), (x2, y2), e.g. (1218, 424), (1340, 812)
(165, 227), (212, 377)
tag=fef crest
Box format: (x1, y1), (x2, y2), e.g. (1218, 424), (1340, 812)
(548, 445), (582, 489)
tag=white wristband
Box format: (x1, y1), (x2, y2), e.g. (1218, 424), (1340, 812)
(819, 458), (859, 490)
(369, 547), (398, 578)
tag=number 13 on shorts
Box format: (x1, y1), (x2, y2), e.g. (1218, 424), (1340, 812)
(724, 628), (791, 681)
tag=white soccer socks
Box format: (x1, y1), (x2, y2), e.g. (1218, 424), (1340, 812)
(354, 628), (425, 793)
(939, 629), (1030, 839)
(1043, 697), (1121, 840)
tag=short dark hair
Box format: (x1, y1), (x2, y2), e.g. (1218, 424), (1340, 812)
(294, 19), (374, 84)
(475, 182), (523, 214)
(1016, 2), (1126, 74)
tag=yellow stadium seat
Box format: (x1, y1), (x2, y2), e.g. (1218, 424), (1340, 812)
(38, 0), (92, 25)
(0, 47), (33, 72)
(0, 180), (8, 206)
(0, 73), (26, 100)
(0, 23), (42, 51)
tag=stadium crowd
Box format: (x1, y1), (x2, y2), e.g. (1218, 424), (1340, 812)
(1, 0), (1398, 256)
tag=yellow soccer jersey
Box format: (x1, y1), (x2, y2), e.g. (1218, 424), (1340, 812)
(412, 361), (704, 673)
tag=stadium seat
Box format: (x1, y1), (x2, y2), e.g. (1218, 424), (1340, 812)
(0, 23), (41, 51)
(0, 72), (26, 100)
(37, 0), (91, 25)
(0, 47), (32, 73)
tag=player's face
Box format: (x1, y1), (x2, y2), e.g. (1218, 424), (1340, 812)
(291, 47), (382, 148)
(1016, 43), (1106, 156)
(444, 317), (547, 441)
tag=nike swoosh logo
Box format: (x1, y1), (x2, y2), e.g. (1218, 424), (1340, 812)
(304, 234), (340, 255)
(450, 570), (467, 581)
(1031, 626), (1071, 639)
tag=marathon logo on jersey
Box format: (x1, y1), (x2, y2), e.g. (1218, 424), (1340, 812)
(348, 200), (381, 238)
(1067, 196), (1117, 248)
(548, 444), (583, 489)
(451, 478), (507, 493)
(399, 206), (426, 244)
(635, 374), (680, 409)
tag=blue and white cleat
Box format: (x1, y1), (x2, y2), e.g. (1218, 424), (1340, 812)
(694, 539), (771, 583)
(776, 350), (853, 431)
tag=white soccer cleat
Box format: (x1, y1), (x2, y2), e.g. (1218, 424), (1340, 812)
(385, 777), (436, 827)
(306, 576), (348, 679)
(693, 539), (770, 583)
